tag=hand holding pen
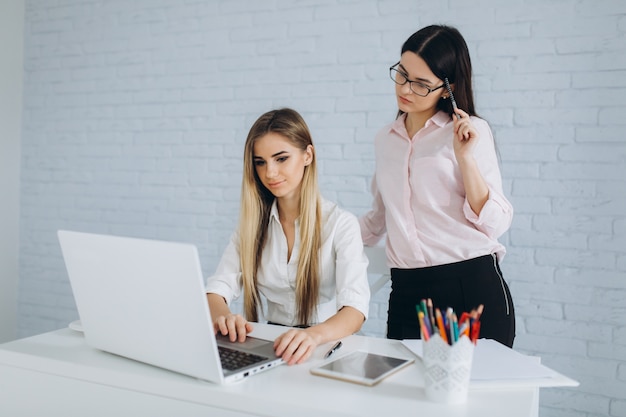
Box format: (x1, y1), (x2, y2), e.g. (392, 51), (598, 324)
(452, 108), (478, 143)
(444, 77), (477, 143)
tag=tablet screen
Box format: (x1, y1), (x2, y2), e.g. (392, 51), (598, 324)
(310, 350), (414, 386)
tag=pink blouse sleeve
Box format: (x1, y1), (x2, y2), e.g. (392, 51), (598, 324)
(463, 118), (513, 239)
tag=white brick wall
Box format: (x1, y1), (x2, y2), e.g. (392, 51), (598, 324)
(0, 0), (23, 344)
(18, 1), (626, 416)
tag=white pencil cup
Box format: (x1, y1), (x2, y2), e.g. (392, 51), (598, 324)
(422, 333), (474, 404)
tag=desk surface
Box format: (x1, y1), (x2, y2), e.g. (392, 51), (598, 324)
(0, 324), (577, 417)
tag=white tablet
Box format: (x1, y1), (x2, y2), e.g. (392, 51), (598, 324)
(310, 350), (414, 386)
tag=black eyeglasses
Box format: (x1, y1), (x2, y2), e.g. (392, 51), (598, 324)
(389, 62), (445, 97)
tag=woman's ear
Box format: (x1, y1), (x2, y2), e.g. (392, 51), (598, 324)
(304, 145), (314, 166)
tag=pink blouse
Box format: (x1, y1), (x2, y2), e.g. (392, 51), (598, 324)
(359, 111), (513, 269)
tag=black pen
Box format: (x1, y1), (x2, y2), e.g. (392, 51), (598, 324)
(444, 77), (459, 116)
(324, 341), (342, 359)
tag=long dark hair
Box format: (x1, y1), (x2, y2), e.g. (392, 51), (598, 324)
(397, 25), (476, 118)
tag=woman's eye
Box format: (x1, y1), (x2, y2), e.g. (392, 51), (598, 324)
(254, 160), (265, 166)
(276, 156), (288, 163)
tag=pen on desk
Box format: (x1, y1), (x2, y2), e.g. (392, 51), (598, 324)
(324, 341), (343, 359)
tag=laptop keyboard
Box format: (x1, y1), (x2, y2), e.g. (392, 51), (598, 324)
(218, 345), (267, 371)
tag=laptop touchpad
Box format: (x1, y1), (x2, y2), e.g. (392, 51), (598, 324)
(217, 335), (272, 350)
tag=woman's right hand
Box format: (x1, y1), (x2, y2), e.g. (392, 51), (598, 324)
(213, 313), (253, 343)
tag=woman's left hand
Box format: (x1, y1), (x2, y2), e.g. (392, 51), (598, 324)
(452, 108), (479, 160)
(273, 328), (320, 365)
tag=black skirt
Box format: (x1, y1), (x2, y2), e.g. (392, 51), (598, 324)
(386, 254), (515, 347)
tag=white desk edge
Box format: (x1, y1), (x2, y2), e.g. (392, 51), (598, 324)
(0, 324), (578, 417)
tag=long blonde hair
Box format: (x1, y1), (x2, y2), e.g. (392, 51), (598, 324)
(239, 108), (322, 325)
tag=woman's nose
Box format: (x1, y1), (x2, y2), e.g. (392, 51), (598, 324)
(265, 162), (278, 178)
(401, 82), (413, 95)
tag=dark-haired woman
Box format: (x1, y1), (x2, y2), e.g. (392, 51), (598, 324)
(359, 25), (515, 347)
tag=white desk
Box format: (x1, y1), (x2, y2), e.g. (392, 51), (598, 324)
(0, 324), (577, 417)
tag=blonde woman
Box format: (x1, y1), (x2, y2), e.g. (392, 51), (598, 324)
(206, 108), (370, 365)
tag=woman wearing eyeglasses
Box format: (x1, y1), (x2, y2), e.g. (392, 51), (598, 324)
(359, 25), (516, 347)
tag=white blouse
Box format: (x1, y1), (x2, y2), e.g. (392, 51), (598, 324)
(205, 198), (370, 326)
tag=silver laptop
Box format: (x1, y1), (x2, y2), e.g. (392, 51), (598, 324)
(57, 229), (284, 384)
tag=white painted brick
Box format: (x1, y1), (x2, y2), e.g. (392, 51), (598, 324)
(515, 108), (597, 126)
(288, 20), (348, 38)
(514, 282), (593, 304)
(543, 354), (617, 380)
(538, 406), (588, 417)
(536, 248), (615, 269)
(514, 333), (586, 357)
(560, 89), (626, 107)
(573, 70), (626, 89)
(220, 1), (275, 14)
(497, 143), (558, 163)
(534, 14), (618, 38)
(577, 0), (626, 16)
(590, 233), (626, 253)
(513, 179), (595, 197)
(514, 299), (563, 319)
(507, 196), (552, 214)
(478, 90), (556, 108)
(533, 214), (613, 235)
(495, 4), (574, 23)
(560, 144), (626, 162)
(350, 21), (415, 44)
(501, 162), (540, 178)
(566, 303), (626, 326)
(554, 197), (626, 216)
(512, 53), (597, 75)
(611, 400), (626, 417)
(576, 125), (625, 143)
(15, 3), (626, 416)
(571, 374), (626, 401)
(511, 229), (588, 250)
(617, 255), (626, 272)
(317, 33), (383, 54)
(320, 176), (367, 191)
(504, 256), (546, 276)
(496, 126), (576, 144)
(479, 38), (556, 57)
(526, 317), (612, 342)
(599, 108), (626, 126)
(541, 163), (622, 181)
(314, 2), (378, 19)
(589, 341), (626, 362)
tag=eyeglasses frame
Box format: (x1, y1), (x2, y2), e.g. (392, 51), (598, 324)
(389, 61), (445, 97)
